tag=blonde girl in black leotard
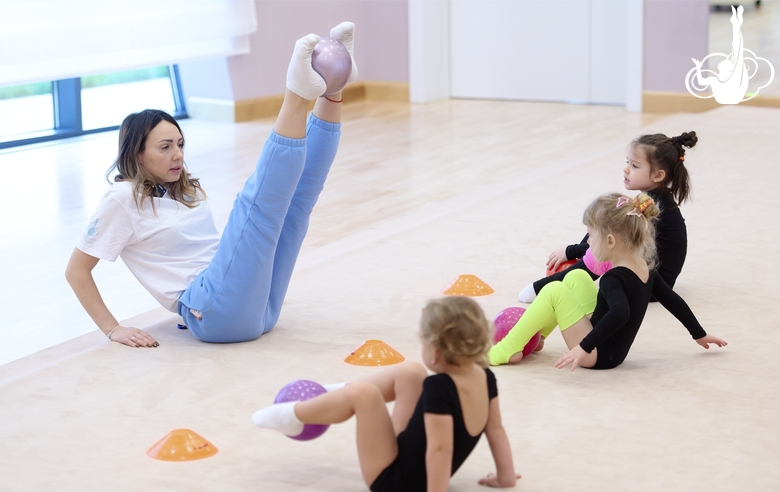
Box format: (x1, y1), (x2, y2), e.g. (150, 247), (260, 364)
(252, 297), (521, 491)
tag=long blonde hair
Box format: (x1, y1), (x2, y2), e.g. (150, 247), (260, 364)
(419, 297), (492, 367)
(582, 192), (660, 269)
(105, 110), (205, 211)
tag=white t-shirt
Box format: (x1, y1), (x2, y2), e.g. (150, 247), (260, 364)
(77, 181), (219, 312)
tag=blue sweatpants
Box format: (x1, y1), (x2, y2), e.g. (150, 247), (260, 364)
(178, 114), (340, 342)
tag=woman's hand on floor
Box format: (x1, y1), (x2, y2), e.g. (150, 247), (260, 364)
(109, 325), (159, 348)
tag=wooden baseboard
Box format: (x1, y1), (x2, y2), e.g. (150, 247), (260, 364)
(642, 91), (780, 113)
(187, 81), (410, 123)
(235, 94), (285, 122)
(361, 80), (410, 102)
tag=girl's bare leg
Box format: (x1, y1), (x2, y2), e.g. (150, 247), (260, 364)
(294, 382), (397, 486)
(359, 361), (427, 434)
(559, 316), (598, 368)
(293, 362), (426, 486)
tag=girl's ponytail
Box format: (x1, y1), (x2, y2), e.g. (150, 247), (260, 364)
(584, 192), (659, 270)
(633, 131), (697, 205)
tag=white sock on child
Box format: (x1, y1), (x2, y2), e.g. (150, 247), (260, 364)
(322, 382), (346, 392)
(286, 34), (327, 100)
(518, 284), (537, 303)
(329, 22), (358, 84)
(251, 402), (304, 436)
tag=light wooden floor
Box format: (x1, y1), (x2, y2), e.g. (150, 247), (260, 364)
(0, 100), (671, 366)
(1, 98), (779, 491)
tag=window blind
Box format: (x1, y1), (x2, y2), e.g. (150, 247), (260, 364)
(0, 0), (257, 86)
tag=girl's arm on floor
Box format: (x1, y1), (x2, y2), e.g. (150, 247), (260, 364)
(651, 276), (727, 348)
(479, 396), (520, 488)
(425, 413), (454, 492)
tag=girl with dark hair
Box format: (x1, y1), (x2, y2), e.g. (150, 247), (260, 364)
(65, 23), (358, 347)
(519, 131), (698, 303)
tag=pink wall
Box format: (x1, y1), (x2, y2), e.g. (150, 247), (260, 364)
(643, 0), (710, 92)
(182, 0), (408, 103)
(181, 0), (713, 104)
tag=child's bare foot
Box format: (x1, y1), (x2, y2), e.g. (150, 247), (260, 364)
(534, 336), (545, 352)
(508, 352), (524, 364)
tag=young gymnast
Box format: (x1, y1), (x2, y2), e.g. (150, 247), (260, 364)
(519, 132), (698, 303)
(491, 192), (727, 370)
(252, 297), (521, 491)
(65, 23), (359, 347)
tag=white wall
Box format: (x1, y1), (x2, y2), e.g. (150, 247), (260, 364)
(408, 0), (450, 103)
(409, 0), (645, 109)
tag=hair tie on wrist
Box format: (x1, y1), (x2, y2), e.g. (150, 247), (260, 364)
(106, 325), (120, 340)
(323, 96), (343, 103)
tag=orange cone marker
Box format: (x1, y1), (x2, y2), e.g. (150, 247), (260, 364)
(345, 340), (405, 366)
(147, 429), (218, 461)
(440, 274), (494, 296)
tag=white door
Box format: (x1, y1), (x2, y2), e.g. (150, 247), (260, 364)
(449, 0), (626, 105)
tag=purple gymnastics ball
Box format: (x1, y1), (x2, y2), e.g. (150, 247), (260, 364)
(311, 36), (352, 96)
(274, 380), (330, 441)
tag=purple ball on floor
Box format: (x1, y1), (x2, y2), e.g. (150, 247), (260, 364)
(492, 307), (541, 357)
(274, 380), (330, 441)
(311, 37), (352, 96)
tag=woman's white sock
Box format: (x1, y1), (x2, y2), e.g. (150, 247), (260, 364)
(329, 22), (358, 84)
(286, 34), (327, 100)
(251, 402), (304, 436)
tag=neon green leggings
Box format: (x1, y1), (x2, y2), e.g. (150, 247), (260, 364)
(488, 269), (598, 365)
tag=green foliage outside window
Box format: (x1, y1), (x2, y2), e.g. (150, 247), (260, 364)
(0, 82), (52, 100)
(0, 66), (170, 100)
(82, 66), (170, 89)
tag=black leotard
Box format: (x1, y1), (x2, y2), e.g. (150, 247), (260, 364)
(580, 267), (706, 369)
(370, 369), (498, 492)
(532, 189), (688, 293)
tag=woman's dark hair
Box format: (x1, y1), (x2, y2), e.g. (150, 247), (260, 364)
(105, 109), (205, 209)
(631, 131), (697, 205)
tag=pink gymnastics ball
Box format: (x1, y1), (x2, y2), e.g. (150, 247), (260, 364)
(492, 307), (541, 356)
